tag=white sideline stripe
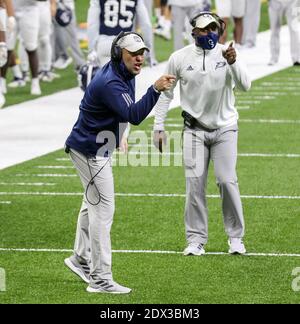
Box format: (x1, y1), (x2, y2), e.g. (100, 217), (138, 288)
(164, 119), (300, 127)
(166, 119), (300, 126)
(0, 192), (300, 200)
(0, 182), (56, 186)
(0, 248), (299, 258)
(237, 106), (250, 110)
(239, 119), (300, 124)
(114, 152), (300, 158)
(48, 152), (300, 160)
(36, 166), (74, 169)
(16, 174), (77, 177)
(0, 201), (11, 204)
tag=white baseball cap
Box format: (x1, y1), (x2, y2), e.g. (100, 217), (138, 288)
(118, 34), (150, 53)
(194, 13), (219, 29)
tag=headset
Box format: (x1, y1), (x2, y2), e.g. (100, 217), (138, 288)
(190, 12), (226, 37)
(111, 31), (146, 62)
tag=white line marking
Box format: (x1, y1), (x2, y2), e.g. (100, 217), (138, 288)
(116, 152), (300, 158)
(36, 166), (74, 169)
(16, 174), (77, 177)
(56, 158), (70, 162)
(164, 119), (300, 127)
(237, 101), (261, 104)
(0, 201), (11, 204)
(261, 82), (300, 86)
(0, 182), (56, 186)
(0, 248), (299, 258)
(239, 119), (300, 124)
(237, 106), (250, 110)
(238, 153), (300, 158)
(0, 192), (299, 200)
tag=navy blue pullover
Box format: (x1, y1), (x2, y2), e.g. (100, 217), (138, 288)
(66, 61), (161, 157)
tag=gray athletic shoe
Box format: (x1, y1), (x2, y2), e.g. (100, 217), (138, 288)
(228, 238), (246, 255)
(64, 255), (90, 284)
(87, 279), (132, 294)
(183, 243), (205, 256)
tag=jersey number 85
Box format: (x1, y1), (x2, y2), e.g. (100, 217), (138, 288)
(104, 0), (136, 29)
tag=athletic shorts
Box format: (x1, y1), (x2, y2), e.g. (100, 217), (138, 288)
(215, 0), (246, 18)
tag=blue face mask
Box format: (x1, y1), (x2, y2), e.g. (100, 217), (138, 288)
(195, 32), (219, 50)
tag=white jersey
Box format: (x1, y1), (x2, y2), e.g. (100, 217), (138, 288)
(87, 0), (153, 52)
(154, 43), (251, 130)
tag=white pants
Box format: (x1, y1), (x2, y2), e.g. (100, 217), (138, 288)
(269, 0), (300, 63)
(19, 1), (53, 72)
(215, 0), (246, 18)
(242, 0), (261, 47)
(7, 5), (39, 51)
(184, 124), (245, 245)
(171, 4), (205, 51)
(69, 149), (115, 282)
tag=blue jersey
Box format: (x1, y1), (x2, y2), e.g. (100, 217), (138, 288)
(66, 61), (160, 157)
(99, 0), (138, 36)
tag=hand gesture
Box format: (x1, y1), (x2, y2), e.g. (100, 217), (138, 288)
(222, 42), (236, 65)
(154, 75), (176, 92)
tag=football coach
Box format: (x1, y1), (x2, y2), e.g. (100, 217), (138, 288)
(64, 31), (175, 294)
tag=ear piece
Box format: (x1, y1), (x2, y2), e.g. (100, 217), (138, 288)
(111, 31), (125, 62)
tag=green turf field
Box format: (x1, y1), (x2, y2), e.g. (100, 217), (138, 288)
(0, 67), (300, 304)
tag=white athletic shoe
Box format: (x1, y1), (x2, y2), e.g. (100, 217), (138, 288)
(64, 255), (90, 284)
(183, 243), (205, 256)
(31, 78), (41, 96)
(154, 27), (172, 41)
(8, 77), (26, 88)
(87, 279), (132, 294)
(53, 57), (73, 70)
(39, 71), (54, 83)
(228, 238), (246, 255)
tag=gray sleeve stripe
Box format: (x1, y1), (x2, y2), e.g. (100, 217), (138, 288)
(122, 93), (131, 107)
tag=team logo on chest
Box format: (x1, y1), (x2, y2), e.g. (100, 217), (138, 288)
(215, 62), (226, 70)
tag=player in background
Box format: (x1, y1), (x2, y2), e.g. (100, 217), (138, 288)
(215, 0), (246, 47)
(168, 0), (211, 51)
(53, 0), (85, 71)
(87, 0), (156, 67)
(154, 0), (172, 41)
(268, 0), (300, 66)
(242, 0), (261, 48)
(1, 0), (41, 95)
(19, 0), (57, 82)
